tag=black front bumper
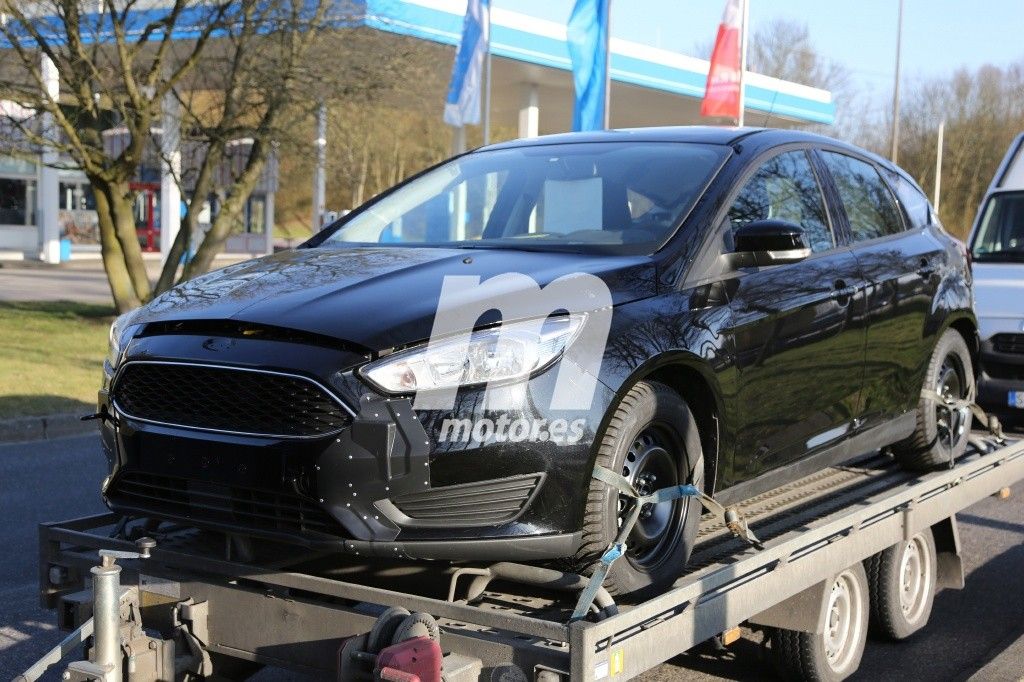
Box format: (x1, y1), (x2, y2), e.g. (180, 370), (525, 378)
(100, 333), (599, 561)
(976, 337), (1024, 423)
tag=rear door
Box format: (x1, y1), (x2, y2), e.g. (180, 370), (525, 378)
(723, 149), (869, 481)
(817, 151), (946, 426)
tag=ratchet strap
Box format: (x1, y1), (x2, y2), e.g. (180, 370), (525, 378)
(918, 387), (1004, 466)
(570, 465), (763, 621)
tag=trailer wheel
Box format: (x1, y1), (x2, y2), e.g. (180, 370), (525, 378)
(771, 563), (869, 682)
(865, 528), (937, 640)
(892, 329), (974, 470)
(577, 380), (704, 599)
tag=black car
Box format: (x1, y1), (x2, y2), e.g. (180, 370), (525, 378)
(99, 127), (976, 597)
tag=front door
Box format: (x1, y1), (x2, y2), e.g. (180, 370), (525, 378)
(722, 149), (868, 482)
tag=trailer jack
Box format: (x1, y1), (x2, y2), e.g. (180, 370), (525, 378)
(17, 537), (211, 682)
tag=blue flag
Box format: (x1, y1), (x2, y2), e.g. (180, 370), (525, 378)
(567, 0), (610, 132)
(444, 0), (490, 128)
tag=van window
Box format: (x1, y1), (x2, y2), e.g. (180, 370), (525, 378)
(971, 192), (1024, 262)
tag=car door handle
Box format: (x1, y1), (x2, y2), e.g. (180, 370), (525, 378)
(830, 280), (857, 304)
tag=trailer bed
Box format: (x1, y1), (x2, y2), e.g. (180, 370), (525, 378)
(37, 435), (1024, 680)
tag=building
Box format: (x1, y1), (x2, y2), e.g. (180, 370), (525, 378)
(0, 0), (833, 263)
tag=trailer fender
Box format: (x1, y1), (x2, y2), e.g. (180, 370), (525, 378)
(748, 579), (832, 634)
(932, 516), (965, 590)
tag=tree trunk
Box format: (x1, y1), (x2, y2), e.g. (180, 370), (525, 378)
(184, 155), (268, 279)
(90, 177), (153, 305)
(92, 185), (141, 313)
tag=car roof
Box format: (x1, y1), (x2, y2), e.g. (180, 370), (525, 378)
(480, 126), (886, 160)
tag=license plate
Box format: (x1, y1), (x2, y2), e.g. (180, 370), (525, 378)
(1008, 391), (1024, 409)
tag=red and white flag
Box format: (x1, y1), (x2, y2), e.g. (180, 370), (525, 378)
(701, 0), (744, 121)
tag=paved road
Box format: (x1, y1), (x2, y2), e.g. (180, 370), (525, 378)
(1, 434), (1021, 680)
(0, 257), (251, 306)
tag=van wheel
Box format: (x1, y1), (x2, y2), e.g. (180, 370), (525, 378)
(893, 329), (974, 470)
(576, 380), (704, 599)
(771, 563), (869, 682)
(865, 528), (937, 640)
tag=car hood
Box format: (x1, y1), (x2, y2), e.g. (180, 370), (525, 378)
(973, 262), (1024, 340)
(133, 246), (659, 350)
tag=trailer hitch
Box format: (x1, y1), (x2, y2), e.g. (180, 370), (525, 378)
(570, 465), (763, 622)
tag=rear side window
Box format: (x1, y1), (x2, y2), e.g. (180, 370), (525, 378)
(822, 152), (904, 241)
(884, 169), (932, 228)
(727, 150), (834, 253)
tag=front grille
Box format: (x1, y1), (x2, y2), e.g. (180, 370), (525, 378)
(983, 359), (1024, 381)
(993, 333), (1024, 355)
(391, 474), (543, 527)
(113, 362), (350, 438)
(108, 471), (342, 538)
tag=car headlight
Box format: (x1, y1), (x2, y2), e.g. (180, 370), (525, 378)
(106, 314), (138, 372)
(359, 314), (586, 395)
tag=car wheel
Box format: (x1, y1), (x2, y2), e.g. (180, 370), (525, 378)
(893, 329), (974, 470)
(865, 528), (937, 640)
(771, 563), (870, 682)
(577, 380), (704, 599)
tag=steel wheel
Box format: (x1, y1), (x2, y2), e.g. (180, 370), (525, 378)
(898, 535), (933, 624)
(823, 569), (866, 674)
(616, 424), (686, 568)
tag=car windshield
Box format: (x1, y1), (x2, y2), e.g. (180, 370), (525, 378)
(315, 142), (727, 255)
(971, 191), (1024, 262)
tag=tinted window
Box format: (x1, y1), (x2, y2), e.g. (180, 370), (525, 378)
(971, 191), (1024, 262)
(319, 142), (727, 256)
(727, 150), (834, 253)
(823, 152), (903, 241)
(883, 169), (931, 228)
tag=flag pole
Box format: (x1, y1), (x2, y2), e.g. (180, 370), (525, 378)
(483, 6), (492, 145)
(737, 0), (749, 127)
(603, 0), (611, 130)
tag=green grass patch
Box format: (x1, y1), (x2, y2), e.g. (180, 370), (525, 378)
(0, 300), (114, 420)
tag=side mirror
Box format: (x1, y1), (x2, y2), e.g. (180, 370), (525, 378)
(732, 219), (811, 266)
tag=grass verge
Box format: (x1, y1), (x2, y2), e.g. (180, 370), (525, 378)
(0, 300), (114, 420)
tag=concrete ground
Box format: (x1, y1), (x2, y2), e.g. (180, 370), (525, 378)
(1, 433), (1021, 681)
(0, 256), (255, 306)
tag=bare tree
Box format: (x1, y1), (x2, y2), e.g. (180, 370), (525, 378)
(0, 1), (342, 311)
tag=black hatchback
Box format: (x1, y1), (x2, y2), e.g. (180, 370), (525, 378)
(99, 127), (976, 597)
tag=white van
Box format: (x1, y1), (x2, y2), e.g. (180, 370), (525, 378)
(968, 133), (1024, 423)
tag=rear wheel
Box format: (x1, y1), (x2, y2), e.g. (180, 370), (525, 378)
(865, 528), (937, 640)
(771, 563), (869, 682)
(893, 329), (974, 470)
(577, 380), (704, 599)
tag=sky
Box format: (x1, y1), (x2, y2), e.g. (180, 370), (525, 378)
(496, 0), (1024, 97)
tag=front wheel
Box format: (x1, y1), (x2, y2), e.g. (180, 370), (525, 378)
(893, 329), (974, 471)
(576, 380), (704, 599)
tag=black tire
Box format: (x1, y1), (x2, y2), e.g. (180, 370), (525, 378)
(865, 528), (937, 640)
(771, 563), (870, 682)
(576, 380), (704, 599)
(892, 329), (974, 471)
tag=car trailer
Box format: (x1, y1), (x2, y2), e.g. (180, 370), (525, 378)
(20, 433), (1023, 682)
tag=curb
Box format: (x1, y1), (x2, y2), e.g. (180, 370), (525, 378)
(0, 412), (97, 444)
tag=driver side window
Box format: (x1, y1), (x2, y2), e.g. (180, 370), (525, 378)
(727, 150), (835, 253)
